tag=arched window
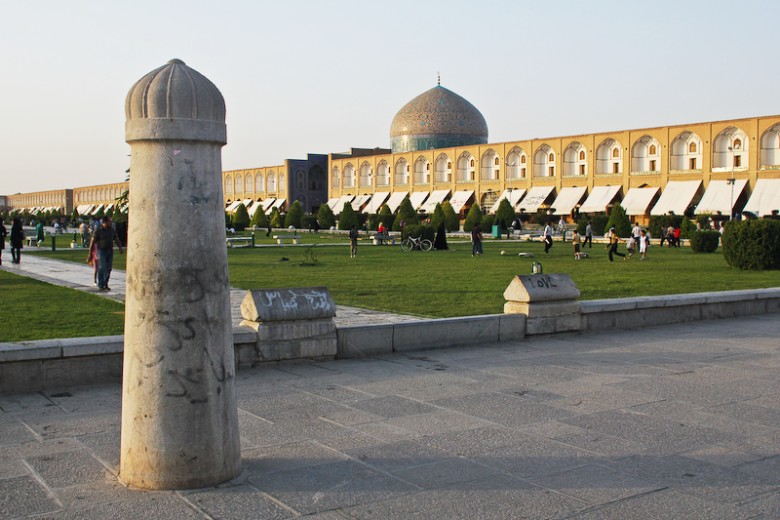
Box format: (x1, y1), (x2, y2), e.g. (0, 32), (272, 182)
(225, 175), (233, 195)
(278, 172), (285, 192)
(235, 175), (244, 194)
(331, 167), (340, 189)
(267, 171), (277, 192)
(596, 138), (623, 175)
(713, 126), (749, 170)
(414, 156), (429, 184)
(343, 164), (355, 188)
(256, 173), (264, 192)
(480, 149), (500, 180)
(376, 160), (390, 186)
(457, 152), (475, 182)
(359, 162), (372, 187)
(563, 142), (586, 176)
(394, 158), (409, 185)
(434, 153), (451, 183)
(505, 146), (527, 180)
(670, 131), (702, 170)
(245, 174), (254, 194)
(632, 135), (661, 173)
(534, 145), (555, 178)
(760, 123), (780, 168)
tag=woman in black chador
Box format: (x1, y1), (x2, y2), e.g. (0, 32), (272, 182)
(434, 222), (448, 250)
(10, 218), (24, 264)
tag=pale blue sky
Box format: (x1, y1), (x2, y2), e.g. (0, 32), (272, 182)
(2, 0), (778, 194)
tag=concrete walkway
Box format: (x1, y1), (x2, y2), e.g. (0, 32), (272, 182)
(1, 315), (779, 518)
(0, 249), (422, 328)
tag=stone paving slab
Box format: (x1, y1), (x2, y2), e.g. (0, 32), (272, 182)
(0, 250), (423, 328)
(0, 314), (779, 518)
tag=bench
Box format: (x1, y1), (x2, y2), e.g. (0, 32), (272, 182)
(273, 235), (300, 245)
(26, 237), (41, 247)
(226, 236), (253, 248)
(372, 233), (396, 246)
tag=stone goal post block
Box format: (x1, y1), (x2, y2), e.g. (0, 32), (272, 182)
(504, 274), (581, 335)
(240, 288), (337, 361)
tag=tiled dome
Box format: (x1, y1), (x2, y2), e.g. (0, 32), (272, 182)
(390, 85), (488, 153)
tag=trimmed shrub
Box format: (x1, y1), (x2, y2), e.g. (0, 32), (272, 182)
(495, 198), (515, 231)
(284, 200), (304, 229)
(233, 203), (251, 231)
(430, 203), (445, 230)
(722, 219), (780, 270)
(402, 224), (435, 242)
(576, 214), (609, 236)
(269, 207), (282, 228)
(392, 197), (419, 231)
(301, 214), (317, 230)
(337, 202), (358, 230)
(367, 214), (380, 231)
(317, 203), (336, 229)
(689, 230), (720, 253)
(441, 201), (460, 232)
(251, 206), (268, 228)
(680, 217), (697, 239)
(378, 204), (395, 230)
(648, 215), (683, 238)
(463, 203), (483, 232)
(480, 214), (495, 233)
(605, 204), (632, 237)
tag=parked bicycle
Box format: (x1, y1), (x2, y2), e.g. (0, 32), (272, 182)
(400, 235), (433, 252)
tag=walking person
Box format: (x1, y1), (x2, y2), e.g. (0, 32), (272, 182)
(88, 217), (123, 291)
(10, 218), (24, 264)
(584, 219), (593, 248)
(0, 219), (6, 265)
(543, 221), (554, 254)
(471, 224), (483, 256)
(607, 227), (626, 262)
(348, 224), (359, 258)
(87, 238), (99, 285)
(631, 221), (642, 250)
(639, 229), (649, 260)
(35, 220), (44, 246)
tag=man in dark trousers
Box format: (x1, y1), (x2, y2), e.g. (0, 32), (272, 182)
(88, 217), (123, 291)
(349, 225), (359, 258)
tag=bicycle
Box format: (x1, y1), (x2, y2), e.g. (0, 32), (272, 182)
(400, 235), (433, 252)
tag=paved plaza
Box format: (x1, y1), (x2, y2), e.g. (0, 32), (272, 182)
(1, 314), (779, 518)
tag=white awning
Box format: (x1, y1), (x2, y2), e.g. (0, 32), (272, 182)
(91, 204), (105, 216)
(385, 192), (408, 213)
(248, 202), (264, 217)
(420, 190), (451, 214)
(489, 189), (526, 214)
(517, 186), (556, 213)
(650, 181), (702, 216)
(271, 198), (286, 210)
(409, 192), (429, 211)
(242, 198), (254, 207)
(621, 187), (660, 216)
(76, 204), (92, 214)
(260, 198), (276, 211)
(326, 197), (340, 210)
(550, 186), (587, 215)
(449, 190), (475, 213)
(225, 200), (242, 213)
(364, 192), (390, 214)
(743, 179), (780, 216)
(579, 185), (622, 214)
(695, 180), (748, 215)
(332, 195), (355, 215)
(351, 194), (372, 212)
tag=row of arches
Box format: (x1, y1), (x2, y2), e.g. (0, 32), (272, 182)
(75, 186), (125, 203)
(224, 171), (285, 195)
(332, 124), (780, 187)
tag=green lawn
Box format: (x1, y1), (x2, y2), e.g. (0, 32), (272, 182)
(33, 236), (780, 324)
(0, 270), (125, 341)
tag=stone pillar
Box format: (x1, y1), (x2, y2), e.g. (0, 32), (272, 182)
(504, 273), (582, 335)
(120, 59), (241, 490)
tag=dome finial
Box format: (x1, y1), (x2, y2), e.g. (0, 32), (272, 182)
(437, 71), (440, 86)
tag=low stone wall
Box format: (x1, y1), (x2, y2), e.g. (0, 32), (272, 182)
(1, 288), (778, 394)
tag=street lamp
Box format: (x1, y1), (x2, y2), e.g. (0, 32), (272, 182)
(727, 146), (735, 220)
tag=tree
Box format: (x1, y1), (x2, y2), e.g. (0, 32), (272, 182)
(463, 203), (483, 232)
(378, 204), (395, 230)
(605, 204), (631, 237)
(392, 197), (419, 231)
(233, 203), (250, 231)
(338, 202), (358, 230)
(269, 207), (282, 228)
(430, 203), (445, 230)
(250, 206), (268, 228)
(284, 200), (304, 229)
(441, 201), (460, 232)
(495, 198), (515, 231)
(317, 203), (336, 229)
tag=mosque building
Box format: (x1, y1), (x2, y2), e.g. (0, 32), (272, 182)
(5, 84), (780, 222)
